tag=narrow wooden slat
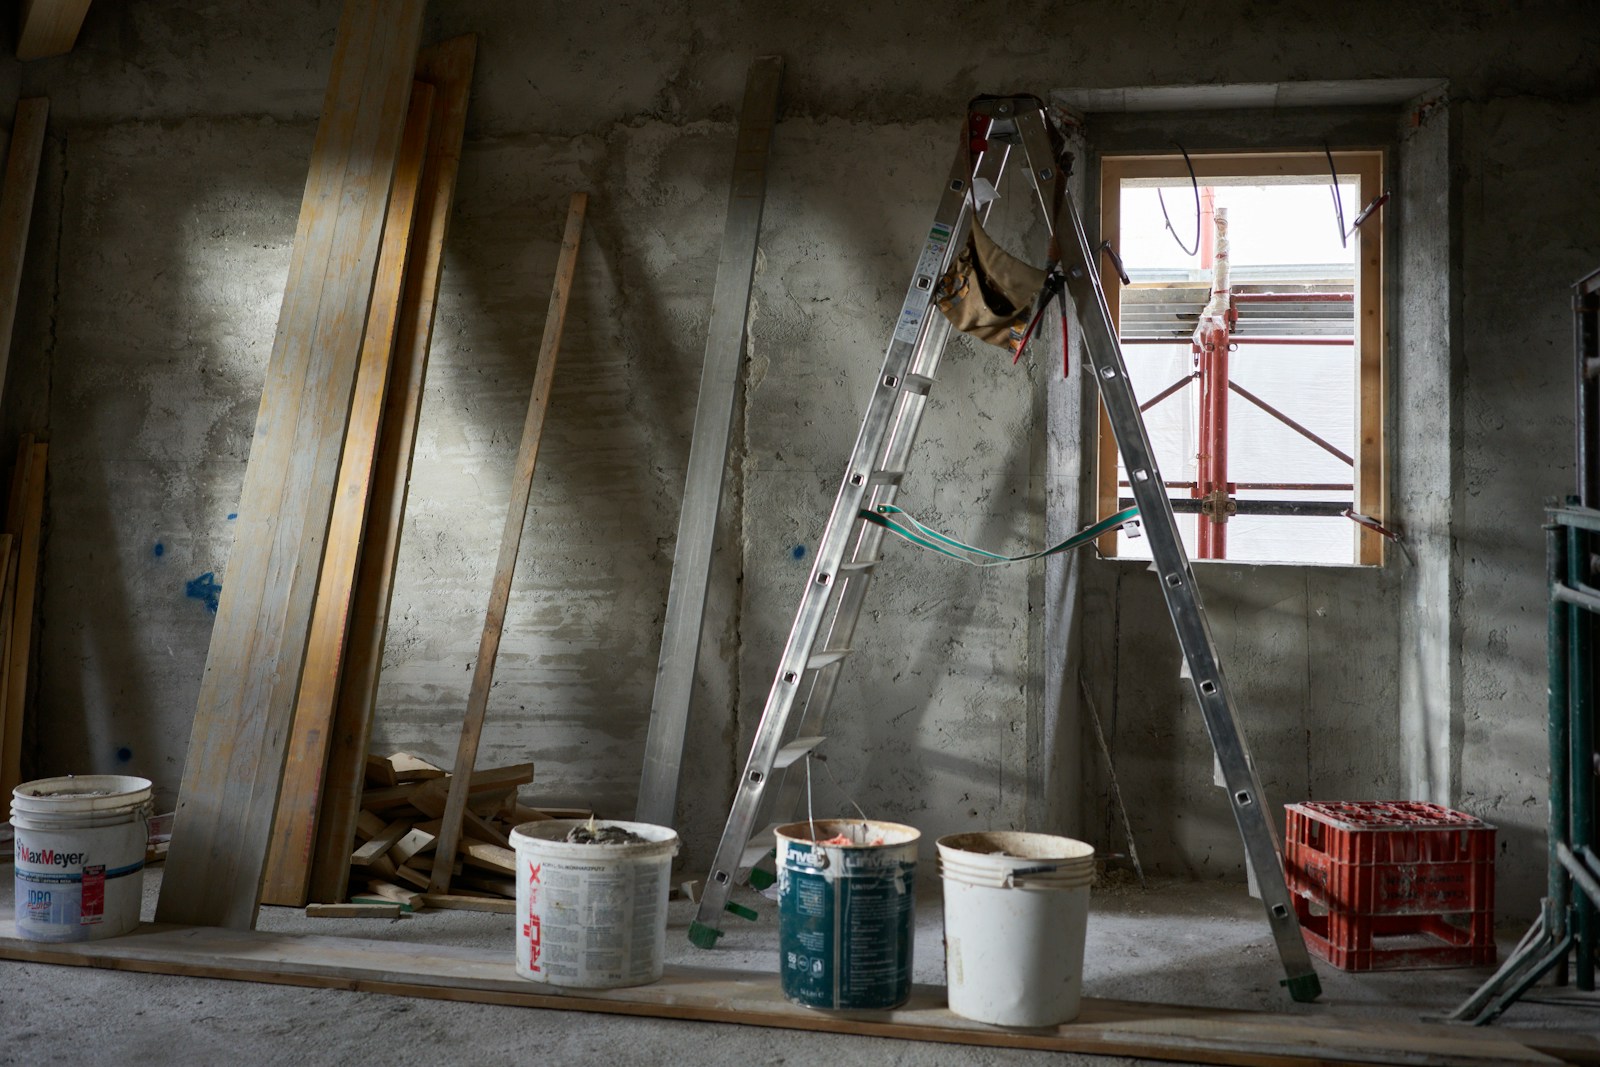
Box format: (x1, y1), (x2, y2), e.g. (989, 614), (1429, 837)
(155, 0), (427, 931)
(308, 34), (479, 906)
(429, 193), (588, 895)
(419, 894), (514, 914)
(261, 82), (435, 909)
(0, 100), (47, 413)
(16, 0), (92, 60)
(0, 441), (44, 800)
(1354, 152), (1386, 565)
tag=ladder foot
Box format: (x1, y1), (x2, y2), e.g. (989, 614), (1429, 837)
(688, 921), (724, 949)
(1283, 971), (1322, 1003)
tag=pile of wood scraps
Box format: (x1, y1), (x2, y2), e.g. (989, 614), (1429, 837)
(306, 752), (588, 919)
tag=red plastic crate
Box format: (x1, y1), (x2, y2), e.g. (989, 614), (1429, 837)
(1284, 801), (1496, 971)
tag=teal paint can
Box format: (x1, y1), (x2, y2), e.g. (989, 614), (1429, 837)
(775, 819), (920, 1010)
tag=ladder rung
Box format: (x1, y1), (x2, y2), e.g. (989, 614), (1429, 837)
(740, 827), (778, 868)
(773, 735), (826, 769)
(900, 373), (935, 396)
(838, 560), (878, 574)
(806, 649), (852, 670)
(867, 470), (905, 487)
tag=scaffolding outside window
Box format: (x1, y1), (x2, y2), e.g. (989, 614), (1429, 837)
(1096, 150), (1386, 566)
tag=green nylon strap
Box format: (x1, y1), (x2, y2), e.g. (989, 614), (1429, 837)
(860, 504), (1140, 567)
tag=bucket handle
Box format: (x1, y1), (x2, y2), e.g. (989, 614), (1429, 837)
(1004, 863), (1061, 888)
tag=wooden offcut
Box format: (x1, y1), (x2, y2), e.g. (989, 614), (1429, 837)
(262, 82), (435, 909)
(308, 35), (479, 906)
(155, 0), (427, 931)
(0, 100), (48, 412)
(15, 0), (92, 60)
(430, 192), (589, 895)
(304, 903), (400, 919)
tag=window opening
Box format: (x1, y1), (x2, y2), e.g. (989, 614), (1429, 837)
(1097, 151), (1386, 565)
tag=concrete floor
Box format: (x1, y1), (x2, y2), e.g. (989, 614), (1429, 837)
(3, 867), (1596, 1066)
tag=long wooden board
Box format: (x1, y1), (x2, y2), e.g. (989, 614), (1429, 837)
(0, 99), (48, 412)
(260, 83), (435, 909)
(429, 193), (588, 895)
(0, 923), (1591, 1067)
(16, 0), (92, 60)
(0, 439), (44, 800)
(307, 34), (480, 906)
(156, 0), (428, 930)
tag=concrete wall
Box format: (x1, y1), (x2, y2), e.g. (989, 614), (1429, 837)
(5, 1), (1597, 912)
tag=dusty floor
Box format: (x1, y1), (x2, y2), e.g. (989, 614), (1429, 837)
(2, 867), (1596, 1066)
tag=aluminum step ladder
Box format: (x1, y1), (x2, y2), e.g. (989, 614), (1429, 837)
(686, 94), (1322, 1003)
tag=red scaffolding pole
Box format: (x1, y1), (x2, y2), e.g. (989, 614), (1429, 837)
(1193, 190), (1232, 559)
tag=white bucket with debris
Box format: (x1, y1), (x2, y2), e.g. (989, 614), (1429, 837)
(509, 818), (678, 989)
(938, 830), (1095, 1026)
(11, 775), (153, 942)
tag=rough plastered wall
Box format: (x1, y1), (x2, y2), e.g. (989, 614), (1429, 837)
(3, 2), (1596, 911)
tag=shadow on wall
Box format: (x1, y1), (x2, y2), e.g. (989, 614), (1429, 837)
(36, 118), (309, 806)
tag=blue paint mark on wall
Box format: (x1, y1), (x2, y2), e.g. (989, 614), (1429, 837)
(115, 746), (132, 763)
(152, 542), (165, 558)
(227, 513), (237, 520)
(186, 572), (222, 614)
(792, 544), (807, 561)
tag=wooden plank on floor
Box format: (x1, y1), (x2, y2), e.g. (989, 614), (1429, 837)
(0, 99), (47, 410)
(154, 0), (428, 931)
(0, 440), (44, 801)
(430, 192), (588, 895)
(260, 82), (435, 910)
(307, 34), (479, 906)
(16, 0), (92, 60)
(0, 923), (1590, 1067)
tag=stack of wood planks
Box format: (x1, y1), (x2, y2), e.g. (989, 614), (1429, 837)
(155, 1), (486, 929)
(316, 752), (588, 917)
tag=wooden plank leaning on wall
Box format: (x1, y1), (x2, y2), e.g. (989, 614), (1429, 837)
(154, 0), (428, 930)
(16, 0), (93, 61)
(0, 98), (47, 802)
(306, 34), (480, 906)
(429, 193), (588, 896)
(258, 83), (436, 908)
(0, 439), (42, 801)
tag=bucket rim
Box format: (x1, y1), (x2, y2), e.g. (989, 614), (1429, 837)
(11, 775), (153, 815)
(775, 818), (921, 848)
(936, 830), (1095, 864)
(509, 818), (679, 858)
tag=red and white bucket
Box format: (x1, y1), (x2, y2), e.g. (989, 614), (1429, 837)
(509, 819), (678, 988)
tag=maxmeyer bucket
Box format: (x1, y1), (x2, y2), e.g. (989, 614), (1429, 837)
(938, 831), (1095, 1027)
(776, 819), (919, 1010)
(11, 775), (153, 942)
(509, 819), (678, 989)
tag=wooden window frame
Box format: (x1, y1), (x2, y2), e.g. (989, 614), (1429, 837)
(1095, 150), (1387, 565)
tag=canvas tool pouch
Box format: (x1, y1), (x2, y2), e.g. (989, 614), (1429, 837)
(936, 219), (1047, 355)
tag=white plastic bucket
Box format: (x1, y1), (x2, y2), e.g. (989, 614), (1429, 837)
(938, 830), (1095, 1027)
(11, 775), (153, 942)
(509, 819), (678, 988)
